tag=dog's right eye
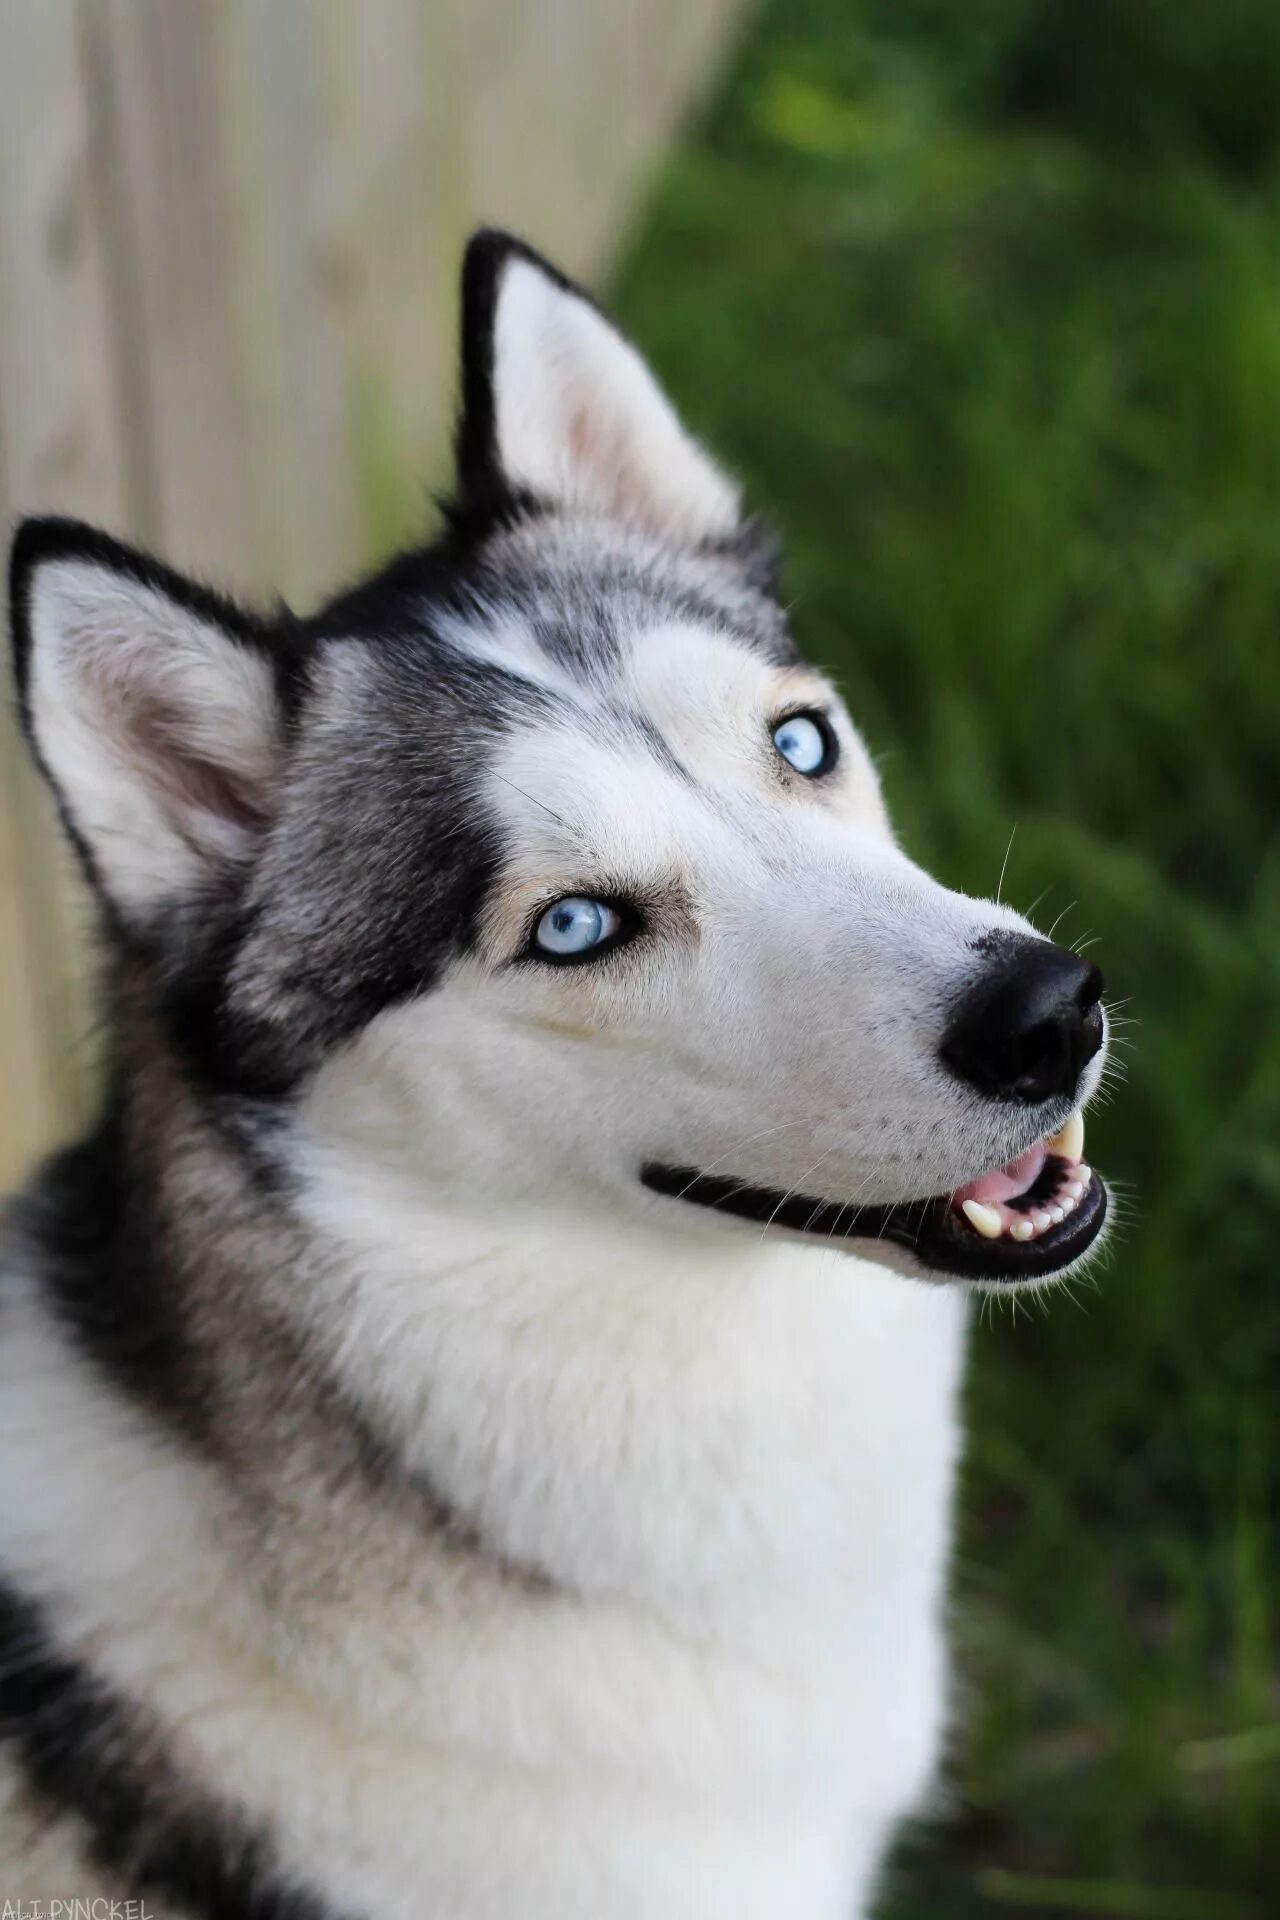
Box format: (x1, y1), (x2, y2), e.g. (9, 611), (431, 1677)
(772, 710), (839, 778)
(531, 896), (629, 964)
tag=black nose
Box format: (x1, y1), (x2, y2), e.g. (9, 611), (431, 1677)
(941, 937), (1104, 1104)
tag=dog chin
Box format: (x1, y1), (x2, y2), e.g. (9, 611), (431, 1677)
(802, 1200), (1112, 1292)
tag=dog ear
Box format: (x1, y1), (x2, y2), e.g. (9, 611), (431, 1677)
(455, 229), (741, 544)
(9, 518), (286, 932)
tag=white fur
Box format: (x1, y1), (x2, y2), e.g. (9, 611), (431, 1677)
(0, 1232), (963, 1918)
(491, 257), (741, 539)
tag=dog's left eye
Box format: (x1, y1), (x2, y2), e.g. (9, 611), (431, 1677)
(772, 711), (838, 777)
(533, 896), (625, 962)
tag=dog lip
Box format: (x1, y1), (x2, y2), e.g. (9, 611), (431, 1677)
(639, 1160), (1108, 1283)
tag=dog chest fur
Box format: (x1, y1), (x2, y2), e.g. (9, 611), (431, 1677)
(0, 1235), (965, 1918)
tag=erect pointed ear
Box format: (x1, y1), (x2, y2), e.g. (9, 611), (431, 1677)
(455, 229), (742, 543)
(9, 519), (287, 931)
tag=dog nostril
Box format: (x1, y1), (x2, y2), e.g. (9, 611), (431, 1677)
(1011, 1016), (1067, 1090)
(940, 938), (1105, 1105)
(1076, 961), (1104, 1013)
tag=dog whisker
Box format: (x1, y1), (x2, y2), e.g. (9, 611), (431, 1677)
(994, 823), (1018, 907)
(1045, 899), (1077, 942)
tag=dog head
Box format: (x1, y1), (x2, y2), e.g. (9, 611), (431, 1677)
(10, 231), (1108, 1288)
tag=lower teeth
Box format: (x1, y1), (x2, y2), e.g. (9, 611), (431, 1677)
(959, 1165), (1092, 1243)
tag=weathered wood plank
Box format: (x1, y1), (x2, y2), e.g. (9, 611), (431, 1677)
(93, 0), (257, 586)
(0, 0), (124, 1183)
(0, 721), (61, 1186)
(0, 0), (128, 521)
(324, 0), (455, 557)
(220, 0), (360, 604)
(0, 384), (61, 1186)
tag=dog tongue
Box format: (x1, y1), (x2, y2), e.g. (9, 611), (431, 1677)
(954, 1141), (1046, 1208)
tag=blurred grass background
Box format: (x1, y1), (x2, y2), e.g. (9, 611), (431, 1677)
(615, 1), (1280, 1913)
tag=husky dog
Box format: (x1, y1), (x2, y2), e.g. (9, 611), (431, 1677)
(1, 231), (1108, 1918)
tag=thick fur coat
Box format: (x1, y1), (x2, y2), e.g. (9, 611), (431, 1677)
(0, 232), (1108, 1918)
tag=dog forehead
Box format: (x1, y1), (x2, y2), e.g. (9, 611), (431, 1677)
(476, 512), (794, 662)
(482, 623), (835, 880)
(622, 619), (818, 747)
(488, 699), (724, 876)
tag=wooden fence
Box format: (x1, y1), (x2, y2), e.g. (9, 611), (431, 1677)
(0, 0), (742, 1188)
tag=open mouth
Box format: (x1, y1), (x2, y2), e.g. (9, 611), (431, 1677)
(641, 1111), (1106, 1284)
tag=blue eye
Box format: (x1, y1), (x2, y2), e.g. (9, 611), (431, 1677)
(533, 895), (625, 961)
(773, 711), (837, 777)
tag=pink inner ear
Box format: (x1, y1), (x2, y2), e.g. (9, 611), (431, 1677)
(168, 748), (272, 838)
(565, 400), (659, 527)
(140, 694), (271, 841)
(100, 668), (272, 850)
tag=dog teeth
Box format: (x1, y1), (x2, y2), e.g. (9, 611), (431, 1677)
(961, 1198), (1003, 1240)
(959, 1152), (1098, 1246)
(1047, 1110), (1084, 1163)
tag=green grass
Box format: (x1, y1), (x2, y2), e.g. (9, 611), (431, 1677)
(614, 2), (1280, 1910)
